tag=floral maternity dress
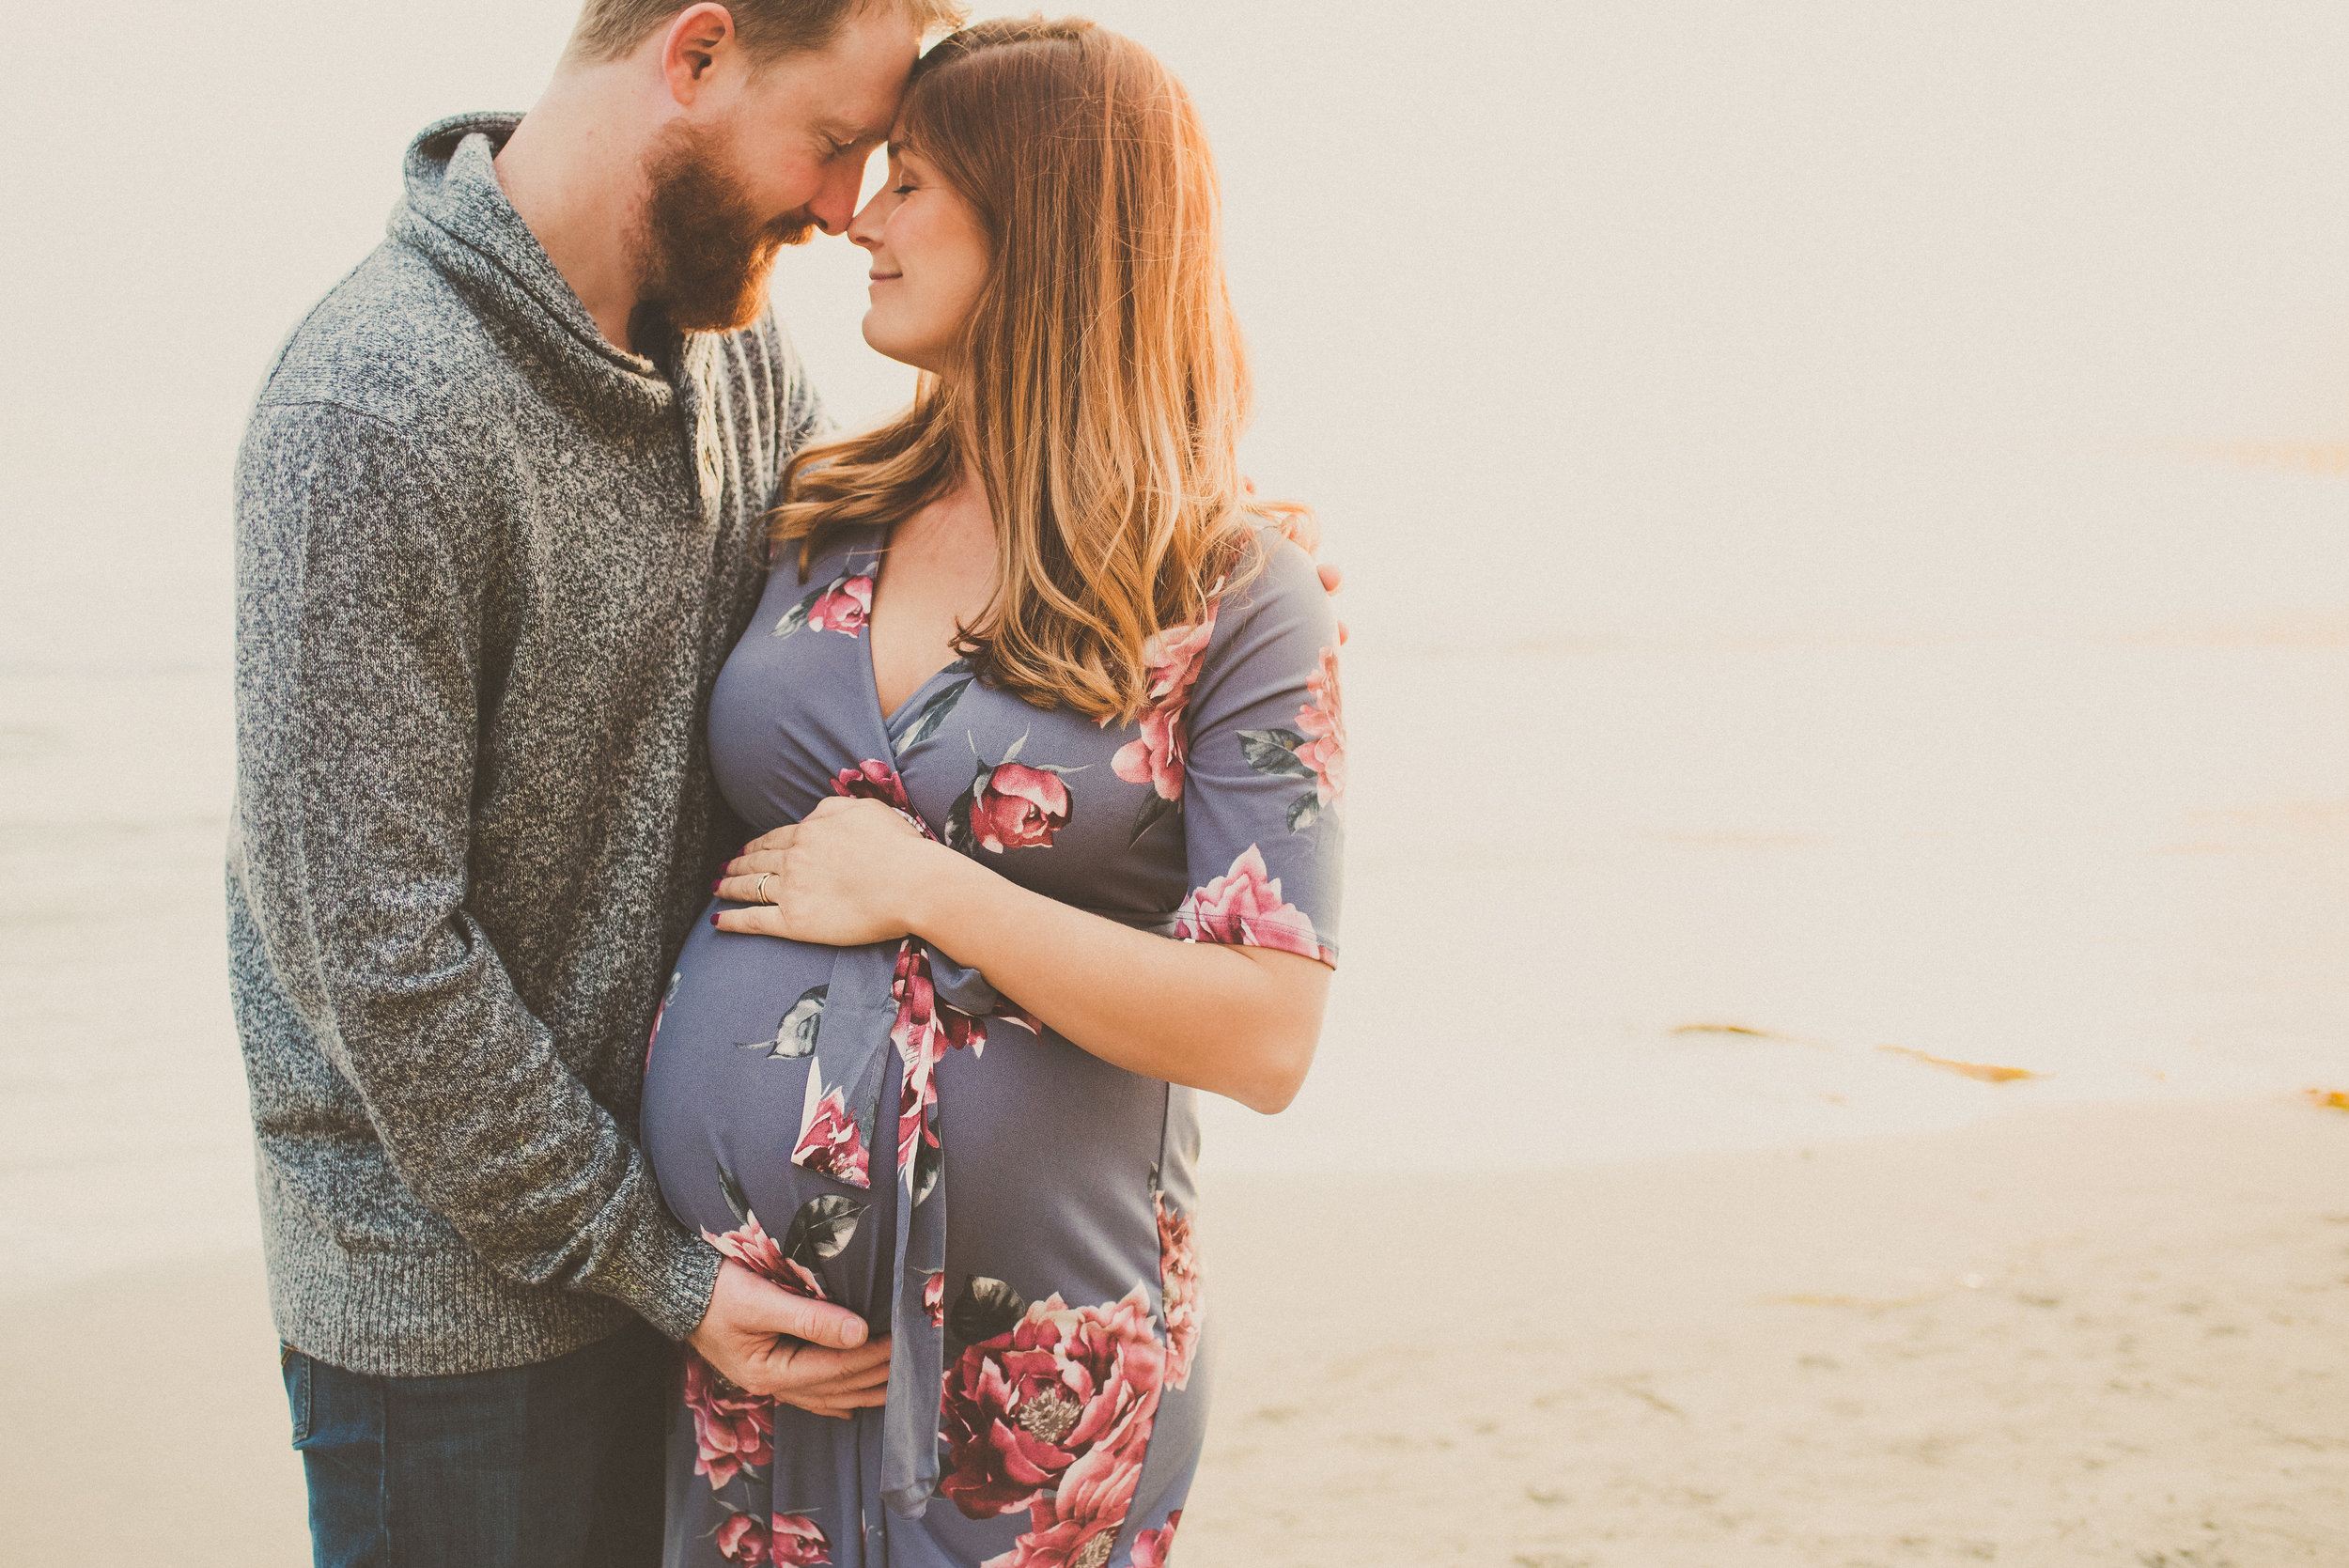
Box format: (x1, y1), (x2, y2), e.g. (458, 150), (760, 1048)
(642, 525), (1345, 1568)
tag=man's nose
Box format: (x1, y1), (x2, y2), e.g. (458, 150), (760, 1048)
(811, 164), (863, 237)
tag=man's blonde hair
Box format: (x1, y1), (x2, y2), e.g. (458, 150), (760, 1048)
(568, 0), (964, 65)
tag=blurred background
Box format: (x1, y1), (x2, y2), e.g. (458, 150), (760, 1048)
(6, 0), (2349, 1303)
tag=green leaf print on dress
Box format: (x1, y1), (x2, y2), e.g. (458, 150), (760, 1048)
(897, 668), (975, 751)
(1236, 639), (1346, 832)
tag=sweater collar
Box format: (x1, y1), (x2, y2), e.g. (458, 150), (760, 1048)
(392, 112), (684, 398)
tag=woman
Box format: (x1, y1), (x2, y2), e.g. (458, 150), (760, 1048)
(642, 18), (1344, 1568)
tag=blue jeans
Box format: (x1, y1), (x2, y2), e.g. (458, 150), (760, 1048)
(280, 1321), (672, 1568)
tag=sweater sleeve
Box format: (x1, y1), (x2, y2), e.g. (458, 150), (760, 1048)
(232, 402), (721, 1339)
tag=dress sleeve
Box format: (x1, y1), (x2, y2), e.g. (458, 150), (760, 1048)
(1171, 536), (1346, 968)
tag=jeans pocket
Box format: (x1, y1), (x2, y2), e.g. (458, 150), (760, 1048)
(281, 1343), (313, 1448)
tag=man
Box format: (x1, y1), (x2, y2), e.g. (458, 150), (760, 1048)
(231, 3), (956, 1560)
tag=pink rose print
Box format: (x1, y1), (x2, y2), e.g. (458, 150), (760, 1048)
(983, 1434), (1147, 1568)
(891, 941), (989, 1069)
(889, 939), (988, 1188)
(925, 1271), (947, 1327)
(1154, 1192), (1204, 1390)
(683, 1352), (773, 1491)
(832, 759), (913, 813)
(773, 570), (875, 640)
(1234, 636), (1345, 832)
(993, 1000), (1043, 1037)
(1111, 606), (1221, 803)
(807, 575), (874, 636)
(940, 1285), (1165, 1521)
(948, 737), (1081, 857)
(1112, 703), (1183, 802)
(1292, 642), (1346, 811)
(899, 1067), (942, 1200)
(716, 1514), (770, 1565)
(791, 1071), (873, 1188)
(702, 1208), (828, 1301)
(770, 1514), (833, 1567)
(1128, 1511), (1183, 1568)
(967, 763), (1073, 852)
(1172, 845), (1323, 962)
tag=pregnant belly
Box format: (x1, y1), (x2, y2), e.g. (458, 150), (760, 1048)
(641, 911), (897, 1324)
(643, 909), (1189, 1333)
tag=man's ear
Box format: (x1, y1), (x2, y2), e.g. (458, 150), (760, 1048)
(660, 3), (739, 107)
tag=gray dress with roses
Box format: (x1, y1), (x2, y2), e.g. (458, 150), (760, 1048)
(642, 524), (1345, 1568)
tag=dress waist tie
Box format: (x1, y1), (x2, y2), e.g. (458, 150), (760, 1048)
(801, 933), (1024, 1518)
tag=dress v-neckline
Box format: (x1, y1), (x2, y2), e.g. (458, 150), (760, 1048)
(861, 524), (972, 731)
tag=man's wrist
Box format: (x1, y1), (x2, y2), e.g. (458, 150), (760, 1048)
(632, 1228), (725, 1342)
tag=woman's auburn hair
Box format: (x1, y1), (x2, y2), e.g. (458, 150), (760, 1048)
(769, 15), (1314, 724)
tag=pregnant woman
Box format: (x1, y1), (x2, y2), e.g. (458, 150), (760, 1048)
(641, 19), (1344, 1568)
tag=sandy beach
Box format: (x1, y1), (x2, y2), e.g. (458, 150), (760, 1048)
(6, 7), (2349, 1564)
(7, 1096), (2342, 1566)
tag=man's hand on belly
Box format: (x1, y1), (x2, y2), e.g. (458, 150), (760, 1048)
(690, 1260), (894, 1419)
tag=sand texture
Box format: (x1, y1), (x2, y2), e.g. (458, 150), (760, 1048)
(1188, 1100), (2349, 1567)
(4, 1100), (2343, 1566)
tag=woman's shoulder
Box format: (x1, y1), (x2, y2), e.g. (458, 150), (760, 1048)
(1208, 524), (1336, 648)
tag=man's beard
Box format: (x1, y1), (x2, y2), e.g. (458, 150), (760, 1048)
(635, 120), (816, 334)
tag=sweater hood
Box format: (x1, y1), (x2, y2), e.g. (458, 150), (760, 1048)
(391, 113), (686, 409)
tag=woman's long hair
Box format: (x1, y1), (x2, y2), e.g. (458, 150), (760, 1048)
(769, 16), (1313, 723)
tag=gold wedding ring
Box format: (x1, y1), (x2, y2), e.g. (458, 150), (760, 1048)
(754, 872), (775, 905)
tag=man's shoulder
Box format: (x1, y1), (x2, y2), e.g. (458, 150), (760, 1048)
(253, 241), (515, 434)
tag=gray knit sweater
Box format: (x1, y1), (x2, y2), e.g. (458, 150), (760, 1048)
(228, 114), (824, 1377)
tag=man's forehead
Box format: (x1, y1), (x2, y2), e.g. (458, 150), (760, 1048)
(784, 13), (920, 132)
(830, 71), (910, 141)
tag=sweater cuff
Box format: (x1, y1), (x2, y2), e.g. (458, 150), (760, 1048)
(607, 1207), (725, 1341)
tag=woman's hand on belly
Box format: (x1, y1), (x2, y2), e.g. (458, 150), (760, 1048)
(723, 796), (1330, 1112)
(716, 796), (955, 948)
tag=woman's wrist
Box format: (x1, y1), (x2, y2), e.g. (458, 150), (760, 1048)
(897, 836), (984, 945)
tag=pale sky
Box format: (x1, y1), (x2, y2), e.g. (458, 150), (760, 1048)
(6, 0), (2349, 670)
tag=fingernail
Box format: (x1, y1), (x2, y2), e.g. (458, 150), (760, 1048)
(709, 913), (720, 927)
(711, 878), (722, 893)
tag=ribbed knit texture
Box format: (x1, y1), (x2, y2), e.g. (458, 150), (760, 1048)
(227, 113), (824, 1376)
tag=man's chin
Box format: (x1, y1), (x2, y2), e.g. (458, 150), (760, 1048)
(666, 289), (773, 334)
(663, 251), (801, 334)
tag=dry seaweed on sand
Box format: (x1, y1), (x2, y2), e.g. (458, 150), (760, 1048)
(1875, 1045), (2045, 1083)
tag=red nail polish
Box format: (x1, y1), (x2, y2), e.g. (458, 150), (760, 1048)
(711, 878), (722, 893)
(709, 913), (720, 927)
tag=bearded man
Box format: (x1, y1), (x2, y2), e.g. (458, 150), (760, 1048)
(229, 3), (958, 1561)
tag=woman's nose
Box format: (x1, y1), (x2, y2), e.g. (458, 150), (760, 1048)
(847, 194), (885, 250)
